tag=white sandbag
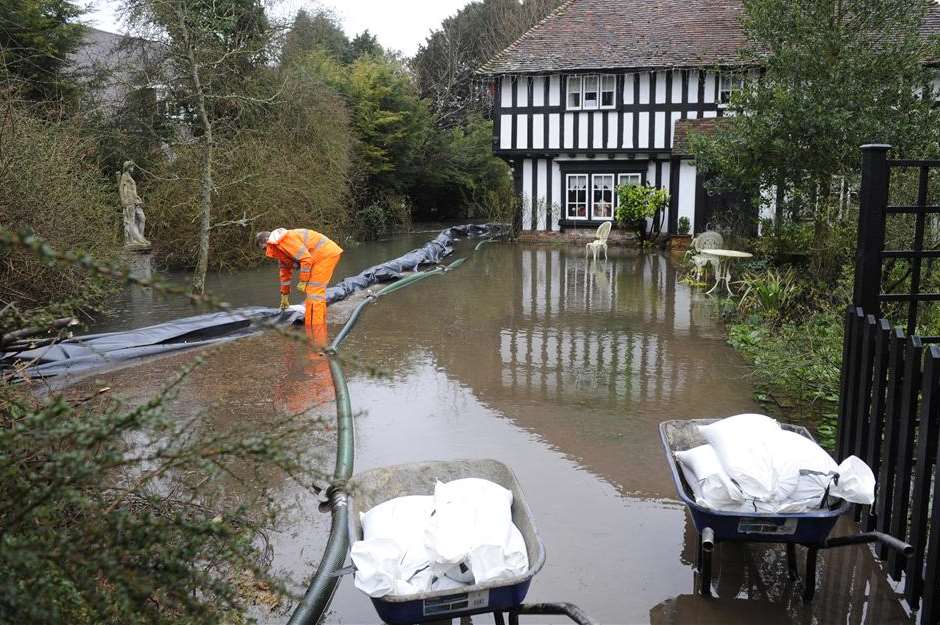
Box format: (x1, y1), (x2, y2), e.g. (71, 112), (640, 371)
(700, 413), (782, 500)
(424, 478), (529, 584)
(675, 444), (745, 509)
(830, 455), (876, 505)
(767, 430), (838, 511)
(351, 538), (432, 598)
(361, 495), (434, 542)
(352, 495), (434, 598)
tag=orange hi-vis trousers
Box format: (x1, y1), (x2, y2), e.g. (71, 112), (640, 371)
(304, 253), (341, 345)
(265, 228), (343, 345)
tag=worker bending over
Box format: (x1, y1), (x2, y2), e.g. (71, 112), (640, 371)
(257, 228), (343, 344)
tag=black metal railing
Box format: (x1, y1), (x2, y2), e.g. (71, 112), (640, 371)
(839, 306), (940, 622)
(854, 145), (940, 336)
(843, 145), (940, 622)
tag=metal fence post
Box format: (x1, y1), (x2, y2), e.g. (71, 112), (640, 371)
(853, 144), (891, 314)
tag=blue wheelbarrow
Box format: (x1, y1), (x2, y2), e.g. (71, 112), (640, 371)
(660, 419), (913, 601)
(347, 459), (597, 624)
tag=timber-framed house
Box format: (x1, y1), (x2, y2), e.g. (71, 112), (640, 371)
(480, 0), (940, 235)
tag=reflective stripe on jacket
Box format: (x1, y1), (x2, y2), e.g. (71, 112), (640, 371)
(265, 228), (343, 294)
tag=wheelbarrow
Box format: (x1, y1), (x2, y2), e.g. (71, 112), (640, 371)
(347, 459), (598, 624)
(659, 419), (913, 601)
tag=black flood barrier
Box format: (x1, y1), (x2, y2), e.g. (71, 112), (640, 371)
(325, 223), (503, 303)
(1, 224), (505, 380)
(1, 307), (304, 380)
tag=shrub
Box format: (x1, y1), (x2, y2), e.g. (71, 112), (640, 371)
(736, 268), (801, 320)
(145, 75), (355, 271)
(0, 97), (120, 324)
(678, 216), (690, 235)
(615, 184), (668, 244)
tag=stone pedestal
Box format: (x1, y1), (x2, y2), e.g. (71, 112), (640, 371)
(122, 248), (153, 282)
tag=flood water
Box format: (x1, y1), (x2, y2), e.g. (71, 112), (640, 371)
(73, 235), (911, 625)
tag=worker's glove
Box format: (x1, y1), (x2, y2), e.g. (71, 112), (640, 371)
(296, 281), (308, 294)
(279, 294), (290, 311)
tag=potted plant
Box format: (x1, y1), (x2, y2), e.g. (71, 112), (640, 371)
(670, 216), (693, 252)
(615, 184), (669, 246)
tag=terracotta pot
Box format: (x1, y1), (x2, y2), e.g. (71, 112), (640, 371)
(668, 234), (692, 253)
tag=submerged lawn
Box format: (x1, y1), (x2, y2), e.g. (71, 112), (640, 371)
(727, 312), (843, 449)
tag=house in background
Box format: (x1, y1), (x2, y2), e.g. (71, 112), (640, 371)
(70, 27), (166, 113)
(479, 0), (940, 236)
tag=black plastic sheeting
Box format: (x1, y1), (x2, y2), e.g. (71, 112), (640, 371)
(2, 308), (303, 380)
(325, 223), (500, 304)
(2, 224), (503, 380)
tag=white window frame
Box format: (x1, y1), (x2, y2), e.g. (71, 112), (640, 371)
(566, 76), (583, 110)
(583, 75), (599, 110)
(601, 75), (616, 108)
(566, 74), (617, 111)
(566, 174), (589, 220)
(617, 173), (642, 193)
(591, 174), (616, 221)
(718, 73), (744, 106)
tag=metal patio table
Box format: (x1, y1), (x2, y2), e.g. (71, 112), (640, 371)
(700, 249), (753, 296)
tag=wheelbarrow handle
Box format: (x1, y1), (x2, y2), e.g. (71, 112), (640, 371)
(512, 602), (600, 625)
(824, 531), (913, 556)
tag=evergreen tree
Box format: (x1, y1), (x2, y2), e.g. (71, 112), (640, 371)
(0, 0), (85, 102)
(691, 0), (940, 222)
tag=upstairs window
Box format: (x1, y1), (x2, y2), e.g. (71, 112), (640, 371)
(567, 76), (582, 109)
(719, 73), (744, 106)
(584, 75), (599, 109)
(567, 74), (617, 110)
(601, 75), (616, 107)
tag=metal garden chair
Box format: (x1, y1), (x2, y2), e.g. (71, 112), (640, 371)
(585, 221), (612, 262)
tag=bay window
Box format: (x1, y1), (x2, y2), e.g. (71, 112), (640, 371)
(564, 171), (644, 222)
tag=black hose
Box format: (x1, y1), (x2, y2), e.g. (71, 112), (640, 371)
(286, 258), (467, 625)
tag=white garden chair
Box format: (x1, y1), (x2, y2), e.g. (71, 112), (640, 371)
(585, 221), (612, 262)
(687, 230), (724, 281)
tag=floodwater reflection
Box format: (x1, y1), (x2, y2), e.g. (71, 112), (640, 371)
(73, 240), (911, 625)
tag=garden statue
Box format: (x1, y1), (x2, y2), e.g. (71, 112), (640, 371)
(119, 160), (150, 249)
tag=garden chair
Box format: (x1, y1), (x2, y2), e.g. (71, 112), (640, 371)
(687, 230), (724, 281)
(585, 221), (612, 262)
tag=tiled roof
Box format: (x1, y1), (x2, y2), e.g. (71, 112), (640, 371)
(479, 0), (751, 74)
(480, 0), (940, 75)
(671, 117), (730, 155)
(923, 3), (940, 38)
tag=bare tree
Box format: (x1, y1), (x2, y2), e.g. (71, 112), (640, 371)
(121, 0), (275, 293)
(412, 0), (564, 126)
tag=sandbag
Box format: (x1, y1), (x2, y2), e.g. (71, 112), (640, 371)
(424, 478), (529, 585)
(675, 444), (744, 509)
(684, 416), (877, 514)
(830, 455), (875, 505)
(351, 477), (529, 599)
(352, 495), (435, 598)
(699, 413), (783, 500)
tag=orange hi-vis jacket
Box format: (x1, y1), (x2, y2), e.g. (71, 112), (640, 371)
(265, 228), (343, 295)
